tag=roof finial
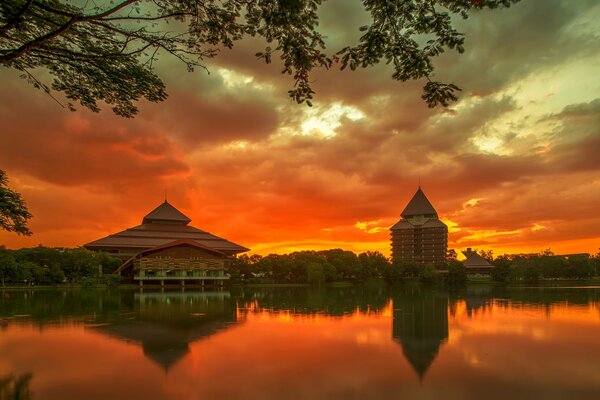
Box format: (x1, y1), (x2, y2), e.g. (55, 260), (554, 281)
(164, 189), (168, 203)
(418, 175), (421, 189)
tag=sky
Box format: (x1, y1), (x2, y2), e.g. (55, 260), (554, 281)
(1, 0), (599, 257)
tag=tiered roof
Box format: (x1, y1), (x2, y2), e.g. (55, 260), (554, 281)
(84, 201), (249, 255)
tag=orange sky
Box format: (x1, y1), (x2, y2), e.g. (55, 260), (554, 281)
(1, 0), (599, 256)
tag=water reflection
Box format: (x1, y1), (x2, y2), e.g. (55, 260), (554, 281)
(392, 287), (448, 379)
(92, 291), (239, 371)
(0, 373), (33, 400)
(0, 285), (599, 399)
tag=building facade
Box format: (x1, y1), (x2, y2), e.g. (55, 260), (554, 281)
(84, 201), (249, 284)
(390, 187), (448, 266)
(462, 248), (494, 274)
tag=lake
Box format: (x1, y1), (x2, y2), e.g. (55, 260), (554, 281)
(1, 284), (599, 400)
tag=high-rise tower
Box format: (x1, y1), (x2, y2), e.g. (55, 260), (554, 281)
(390, 187), (448, 266)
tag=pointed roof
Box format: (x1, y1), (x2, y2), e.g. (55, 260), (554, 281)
(398, 337), (443, 380)
(401, 187), (438, 218)
(142, 201), (191, 225)
(84, 201), (249, 255)
(462, 251), (493, 268)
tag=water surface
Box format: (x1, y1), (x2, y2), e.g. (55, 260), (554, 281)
(1, 285), (599, 399)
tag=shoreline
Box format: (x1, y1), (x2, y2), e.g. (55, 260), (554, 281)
(1, 277), (599, 290)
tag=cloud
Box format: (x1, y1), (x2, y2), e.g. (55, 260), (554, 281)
(1, 0), (599, 257)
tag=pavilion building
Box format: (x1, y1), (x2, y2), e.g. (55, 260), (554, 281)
(462, 248), (494, 274)
(84, 201), (249, 285)
(390, 187), (448, 266)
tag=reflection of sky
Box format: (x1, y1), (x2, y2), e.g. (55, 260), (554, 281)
(1, 301), (599, 399)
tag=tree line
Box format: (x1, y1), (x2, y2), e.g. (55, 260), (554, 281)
(230, 248), (599, 286)
(229, 249), (468, 286)
(1, 246), (597, 287)
(487, 250), (598, 283)
(0, 246), (121, 286)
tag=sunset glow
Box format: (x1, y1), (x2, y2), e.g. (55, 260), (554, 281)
(1, 0), (599, 257)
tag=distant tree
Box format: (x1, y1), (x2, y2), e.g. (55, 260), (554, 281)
(306, 262), (325, 286)
(97, 252), (122, 274)
(61, 248), (101, 283)
(393, 259), (420, 278)
(491, 254), (511, 283)
(564, 255), (593, 280)
(447, 249), (458, 261)
(319, 249), (360, 280)
(418, 264), (438, 285)
(0, 169), (32, 235)
(0, 248), (18, 286)
(478, 249), (494, 262)
(510, 260), (541, 284)
(445, 259), (466, 286)
(358, 251), (389, 279)
(0, 0), (519, 116)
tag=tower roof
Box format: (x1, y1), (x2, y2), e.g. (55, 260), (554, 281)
(142, 201), (192, 225)
(401, 187), (438, 218)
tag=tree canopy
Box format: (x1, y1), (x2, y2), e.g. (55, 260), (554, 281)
(0, 169), (32, 235)
(0, 0), (519, 116)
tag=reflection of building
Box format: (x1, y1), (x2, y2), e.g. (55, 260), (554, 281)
(392, 288), (449, 379)
(462, 248), (493, 274)
(84, 201), (249, 284)
(390, 187), (448, 266)
(93, 291), (239, 371)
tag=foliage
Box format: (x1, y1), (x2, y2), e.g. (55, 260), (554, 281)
(103, 274), (122, 287)
(488, 251), (595, 283)
(229, 249), (387, 284)
(445, 259), (466, 286)
(418, 264), (438, 285)
(447, 248), (458, 261)
(510, 260), (540, 284)
(0, 248), (18, 286)
(394, 259), (421, 278)
(0, 246), (121, 285)
(490, 255), (511, 283)
(0, 0), (519, 115)
(0, 169), (32, 235)
(357, 251), (389, 280)
(478, 249), (494, 262)
(306, 262), (325, 286)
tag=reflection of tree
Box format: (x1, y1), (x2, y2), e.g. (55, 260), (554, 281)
(236, 285), (390, 317)
(0, 373), (33, 400)
(392, 286), (449, 380)
(448, 285), (599, 318)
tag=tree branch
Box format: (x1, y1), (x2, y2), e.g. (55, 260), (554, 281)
(0, 0), (34, 36)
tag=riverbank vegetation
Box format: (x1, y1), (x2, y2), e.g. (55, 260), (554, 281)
(0, 246), (121, 286)
(230, 249), (599, 286)
(229, 250), (468, 286)
(1, 246), (598, 288)
(489, 251), (598, 284)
